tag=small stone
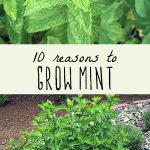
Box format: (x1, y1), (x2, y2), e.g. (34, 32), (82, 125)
(137, 103), (143, 107)
(123, 117), (130, 123)
(124, 107), (128, 111)
(1, 140), (7, 145)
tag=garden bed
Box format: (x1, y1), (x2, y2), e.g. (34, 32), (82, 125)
(0, 95), (150, 150)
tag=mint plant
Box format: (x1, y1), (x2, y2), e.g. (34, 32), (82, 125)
(8, 95), (128, 150)
(0, 0), (150, 44)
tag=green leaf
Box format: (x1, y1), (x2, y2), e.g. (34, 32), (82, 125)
(101, 1), (124, 24)
(142, 32), (150, 44)
(125, 38), (140, 44)
(40, 25), (67, 44)
(66, 99), (74, 107)
(125, 0), (135, 9)
(135, 0), (150, 18)
(3, 0), (17, 20)
(67, 0), (92, 44)
(92, 16), (101, 43)
(24, 0), (62, 16)
(92, 96), (101, 103)
(72, 0), (90, 12)
(107, 94), (116, 101)
(0, 37), (4, 44)
(91, 0), (103, 16)
(26, 7), (67, 33)
(99, 22), (125, 44)
(4, 0), (24, 43)
(0, 16), (5, 29)
(47, 36), (61, 44)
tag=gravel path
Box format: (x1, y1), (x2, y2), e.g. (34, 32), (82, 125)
(116, 101), (150, 149)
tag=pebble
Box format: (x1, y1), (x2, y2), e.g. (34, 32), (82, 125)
(1, 139), (6, 145)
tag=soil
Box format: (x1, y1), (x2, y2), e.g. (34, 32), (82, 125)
(0, 94), (150, 150)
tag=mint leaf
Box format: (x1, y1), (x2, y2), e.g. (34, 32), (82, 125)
(135, 0), (150, 18)
(99, 22), (125, 44)
(142, 32), (150, 44)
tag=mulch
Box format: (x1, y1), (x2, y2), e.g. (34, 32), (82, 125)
(0, 94), (150, 150)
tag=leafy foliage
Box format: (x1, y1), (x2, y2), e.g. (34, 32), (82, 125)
(114, 123), (144, 150)
(8, 95), (128, 150)
(142, 110), (150, 130)
(0, 94), (9, 106)
(0, 0), (150, 44)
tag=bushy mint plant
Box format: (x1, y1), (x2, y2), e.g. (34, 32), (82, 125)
(9, 95), (128, 150)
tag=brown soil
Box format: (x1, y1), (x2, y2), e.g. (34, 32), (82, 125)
(0, 94), (150, 150)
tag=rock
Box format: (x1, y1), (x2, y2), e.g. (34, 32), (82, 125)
(1, 140), (7, 145)
(124, 107), (128, 111)
(137, 103), (143, 107)
(141, 146), (150, 150)
(123, 117), (130, 123)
